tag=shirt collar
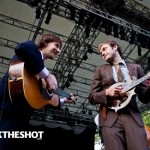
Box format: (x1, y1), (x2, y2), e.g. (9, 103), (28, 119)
(40, 51), (44, 60)
(119, 59), (127, 67)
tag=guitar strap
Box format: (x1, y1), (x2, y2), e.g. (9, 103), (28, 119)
(102, 105), (107, 121)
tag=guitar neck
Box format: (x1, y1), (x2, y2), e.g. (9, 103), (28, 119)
(54, 88), (70, 98)
(128, 74), (149, 91)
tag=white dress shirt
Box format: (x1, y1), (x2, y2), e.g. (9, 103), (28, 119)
(38, 51), (49, 79)
(112, 60), (131, 82)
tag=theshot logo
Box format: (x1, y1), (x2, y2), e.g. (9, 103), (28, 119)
(0, 131), (44, 140)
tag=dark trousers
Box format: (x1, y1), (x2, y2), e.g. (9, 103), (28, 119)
(102, 111), (149, 150)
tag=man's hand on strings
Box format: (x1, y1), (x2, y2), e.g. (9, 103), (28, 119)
(105, 85), (123, 97)
(45, 74), (58, 91)
(63, 93), (78, 104)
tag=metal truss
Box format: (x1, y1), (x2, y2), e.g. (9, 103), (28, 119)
(17, 0), (150, 37)
(124, 0), (150, 19)
(52, 23), (100, 86)
(14, 0), (150, 63)
(31, 108), (96, 128)
(0, 37), (18, 49)
(63, 0), (150, 36)
(0, 13), (68, 43)
(117, 0), (150, 31)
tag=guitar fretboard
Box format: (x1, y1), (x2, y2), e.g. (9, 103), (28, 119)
(128, 74), (149, 91)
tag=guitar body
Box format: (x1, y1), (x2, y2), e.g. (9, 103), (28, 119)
(8, 61), (59, 109)
(108, 73), (150, 112)
(108, 82), (136, 112)
(94, 113), (99, 127)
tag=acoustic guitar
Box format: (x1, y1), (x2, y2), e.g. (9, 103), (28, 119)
(8, 60), (71, 109)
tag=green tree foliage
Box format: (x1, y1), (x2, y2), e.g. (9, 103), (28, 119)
(95, 131), (100, 141)
(142, 110), (150, 127)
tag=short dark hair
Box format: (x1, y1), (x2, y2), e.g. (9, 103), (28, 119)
(37, 33), (62, 49)
(99, 40), (123, 58)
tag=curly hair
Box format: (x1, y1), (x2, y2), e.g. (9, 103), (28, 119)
(99, 40), (123, 58)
